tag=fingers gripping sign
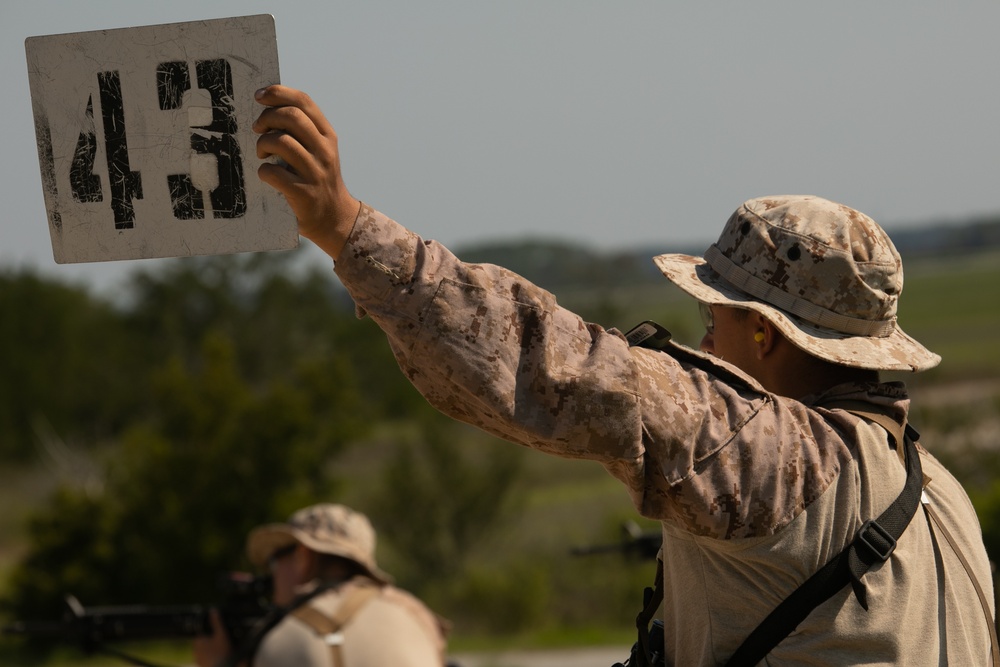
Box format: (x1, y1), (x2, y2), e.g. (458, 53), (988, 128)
(253, 86), (361, 260)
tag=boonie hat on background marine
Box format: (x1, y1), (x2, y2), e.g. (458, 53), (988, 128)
(653, 195), (940, 372)
(247, 503), (393, 584)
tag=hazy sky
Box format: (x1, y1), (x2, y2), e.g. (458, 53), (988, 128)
(4, 1), (1000, 295)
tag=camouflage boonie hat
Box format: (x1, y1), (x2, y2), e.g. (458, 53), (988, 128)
(653, 195), (940, 372)
(247, 503), (393, 584)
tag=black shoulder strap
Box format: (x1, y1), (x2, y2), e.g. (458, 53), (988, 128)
(724, 412), (923, 666)
(623, 320), (768, 394)
(632, 558), (664, 667)
(623, 320), (673, 350)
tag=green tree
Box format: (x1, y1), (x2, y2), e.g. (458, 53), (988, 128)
(2, 329), (367, 618)
(367, 414), (525, 592)
(0, 271), (141, 459)
(120, 251), (343, 382)
(119, 251), (427, 417)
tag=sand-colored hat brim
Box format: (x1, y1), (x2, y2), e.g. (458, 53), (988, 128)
(653, 253), (941, 373)
(247, 523), (394, 585)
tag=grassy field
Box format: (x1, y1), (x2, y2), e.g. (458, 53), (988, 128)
(895, 250), (1000, 376)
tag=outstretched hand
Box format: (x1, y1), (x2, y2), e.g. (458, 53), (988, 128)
(254, 86), (361, 259)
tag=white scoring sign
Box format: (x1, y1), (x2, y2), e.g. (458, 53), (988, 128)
(25, 15), (298, 264)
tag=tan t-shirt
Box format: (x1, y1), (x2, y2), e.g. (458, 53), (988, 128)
(254, 578), (446, 667)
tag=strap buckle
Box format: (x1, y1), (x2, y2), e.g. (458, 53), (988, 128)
(323, 631), (345, 646)
(856, 519), (896, 562)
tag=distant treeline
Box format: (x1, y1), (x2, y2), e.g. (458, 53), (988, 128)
(887, 215), (1000, 258)
(456, 214), (1000, 292)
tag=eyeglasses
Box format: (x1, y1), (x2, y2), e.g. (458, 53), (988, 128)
(267, 544), (297, 569)
(699, 303), (715, 335)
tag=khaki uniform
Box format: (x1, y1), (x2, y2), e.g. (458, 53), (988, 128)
(333, 204), (995, 665)
(253, 577), (446, 667)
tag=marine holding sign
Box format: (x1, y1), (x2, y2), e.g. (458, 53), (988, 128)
(250, 85), (997, 665)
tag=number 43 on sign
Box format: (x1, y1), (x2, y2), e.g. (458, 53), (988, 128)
(25, 15), (298, 264)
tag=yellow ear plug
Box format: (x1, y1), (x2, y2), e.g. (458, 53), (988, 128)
(754, 332), (766, 343)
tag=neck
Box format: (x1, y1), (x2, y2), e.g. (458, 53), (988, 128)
(315, 558), (362, 585)
(763, 341), (878, 399)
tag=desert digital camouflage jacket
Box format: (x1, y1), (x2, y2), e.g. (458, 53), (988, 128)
(333, 204), (994, 666)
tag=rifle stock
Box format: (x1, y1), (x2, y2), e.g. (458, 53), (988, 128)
(2, 573), (272, 656)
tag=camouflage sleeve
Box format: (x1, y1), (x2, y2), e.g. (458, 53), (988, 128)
(334, 205), (850, 538)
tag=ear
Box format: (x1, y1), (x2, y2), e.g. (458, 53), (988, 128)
(750, 312), (778, 360)
(295, 544), (320, 580)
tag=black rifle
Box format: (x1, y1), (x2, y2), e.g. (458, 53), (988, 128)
(570, 521), (662, 562)
(1, 572), (273, 667)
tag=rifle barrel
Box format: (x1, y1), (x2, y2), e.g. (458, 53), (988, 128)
(570, 533), (661, 560)
(4, 606), (211, 643)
